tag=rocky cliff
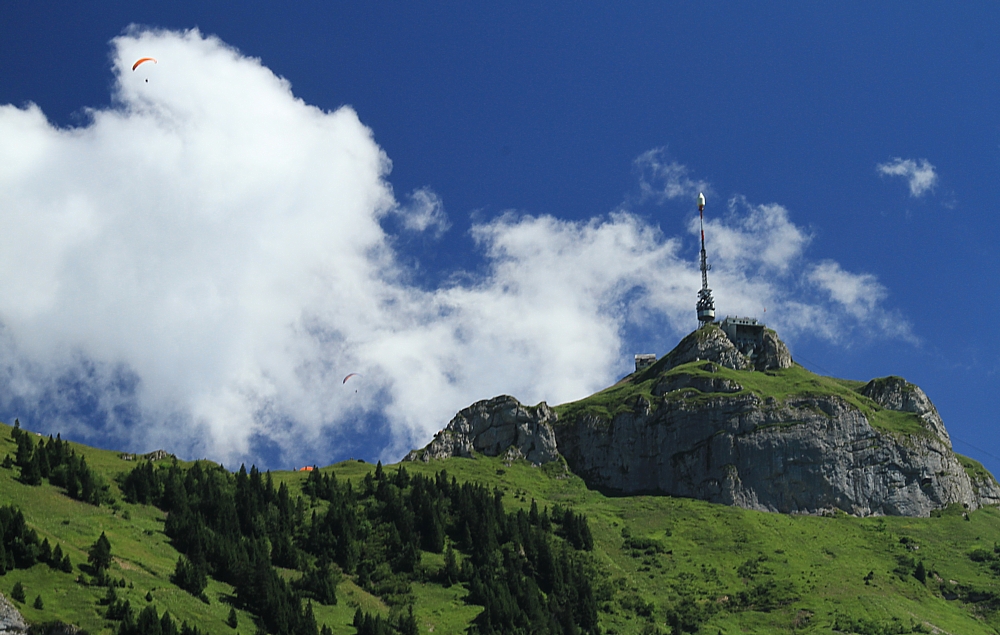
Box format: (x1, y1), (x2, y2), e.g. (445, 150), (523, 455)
(0, 593), (26, 635)
(405, 395), (560, 466)
(407, 325), (1000, 517)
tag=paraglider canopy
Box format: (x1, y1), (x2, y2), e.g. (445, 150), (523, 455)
(132, 57), (157, 71)
(343, 373), (361, 384)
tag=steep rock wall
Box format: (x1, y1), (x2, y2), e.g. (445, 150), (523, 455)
(405, 329), (1000, 517)
(0, 593), (27, 635)
(554, 379), (991, 516)
(404, 395), (559, 466)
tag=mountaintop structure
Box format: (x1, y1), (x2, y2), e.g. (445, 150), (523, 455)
(407, 325), (1000, 517)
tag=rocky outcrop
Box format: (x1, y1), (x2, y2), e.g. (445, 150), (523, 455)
(756, 330), (793, 371)
(0, 593), (27, 634)
(652, 325), (792, 375)
(658, 326), (752, 372)
(120, 449), (175, 462)
(404, 395), (559, 466)
(861, 377), (950, 443)
(406, 328), (1000, 517)
(554, 387), (991, 517)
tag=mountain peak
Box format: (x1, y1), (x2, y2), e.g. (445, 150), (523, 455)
(408, 326), (1000, 517)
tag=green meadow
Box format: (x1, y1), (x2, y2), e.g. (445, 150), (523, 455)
(2, 420), (1000, 634)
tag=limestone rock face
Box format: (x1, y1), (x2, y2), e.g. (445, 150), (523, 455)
(404, 395), (559, 466)
(660, 326), (752, 372)
(0, 593), (27, 635)
(406, 329), (1000, 517)
(553, 387), (996, 516)
(861, 377), (950, 443)
(756, 330), (793, 371)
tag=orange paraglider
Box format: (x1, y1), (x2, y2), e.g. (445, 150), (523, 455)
(343, 373), (361, 384)
(132, 57), (157, 71)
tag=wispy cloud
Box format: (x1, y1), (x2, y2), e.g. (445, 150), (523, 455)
(392, 187), (450, 238)
(634, 148), (711, 204)
(877, 157), (938, 197)
(690, 198), (914, 345)
(0, 28), (915, 468)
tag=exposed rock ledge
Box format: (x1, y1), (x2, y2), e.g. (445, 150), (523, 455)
(655, 325), (792, 374)
(0, 593), (26, 635)
(404, 395), (559, 466)
(405, 328), (1000, 517)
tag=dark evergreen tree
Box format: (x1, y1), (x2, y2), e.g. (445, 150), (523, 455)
(33, 594), (43, 609)
(88, 531), (112, 574)
(227, 606), (238, 628)
(136, 604), (163, 635)
(19, 447), (42, 486)
(50, 543), (63, 569)
(441, 543), (459, 587)
(161, 611), (179, 635)
(10, 581), (25, 603)
(172, 556), (207, 597)
(399, 605), (418, 635)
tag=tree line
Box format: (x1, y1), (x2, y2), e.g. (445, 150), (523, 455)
(120, 458), (600, 634)
(5, 419), (111, 506)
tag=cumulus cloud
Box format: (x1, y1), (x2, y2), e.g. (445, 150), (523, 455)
(634, 148), (711, 204)
(0, 27), (913, 468)
(877, 157), (938, 197)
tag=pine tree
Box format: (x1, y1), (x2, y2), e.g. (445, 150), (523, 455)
(161, 611), (179, 635)
(14, 432), (33, 469)
(88, 531), (112, 574)
(915, 560), (927, 584)
(33, 594), (43, 610)
(172, 556), (207, 597)
(39, 538), (52, 564)
(19, 448), (42, 486)
(442, 543), (459, 587)
(51, 543), (63, 569)
(399, 605), (418, 635)
(10, 581), (25, 603)
(137, 604), (163, 635)
(226, 606), (238, 628)
(299, 601), (319, 635)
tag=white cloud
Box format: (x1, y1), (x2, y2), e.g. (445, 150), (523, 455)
(392, 187), (450, 237)
(877, 157), (938, 197)
(699, 197), (812, 275)
(0, 28), (914, 467)
(634, 148), (711, 204)
(807, 261), (884, 319)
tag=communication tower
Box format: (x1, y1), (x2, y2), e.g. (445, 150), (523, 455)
(696, 193), (715, 328)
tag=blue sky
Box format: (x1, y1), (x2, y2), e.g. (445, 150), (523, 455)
(2, 4), (1000, 476)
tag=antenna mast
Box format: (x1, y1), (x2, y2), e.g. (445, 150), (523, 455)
(696, 192), (715, 328)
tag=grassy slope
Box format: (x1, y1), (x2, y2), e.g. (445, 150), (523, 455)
(2, 421), (1000, 634)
